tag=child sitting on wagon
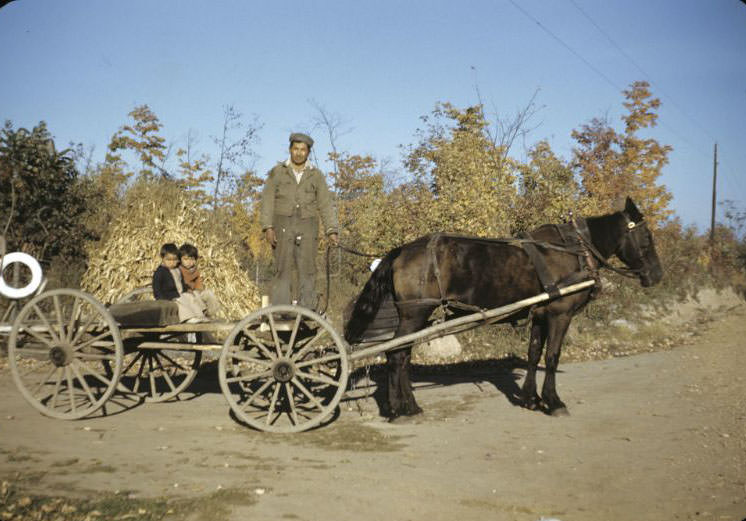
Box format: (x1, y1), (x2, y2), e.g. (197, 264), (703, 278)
(152, 242), (207, 323)
(178, 242), (220, 318)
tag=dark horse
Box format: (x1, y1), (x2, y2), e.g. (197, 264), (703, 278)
(344, 197), (663, 418)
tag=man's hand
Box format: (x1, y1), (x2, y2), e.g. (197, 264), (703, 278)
(265, 228), (277, 248)
(328, 233), (339, 246)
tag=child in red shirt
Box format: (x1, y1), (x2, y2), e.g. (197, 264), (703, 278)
(178, 243), (220, 318)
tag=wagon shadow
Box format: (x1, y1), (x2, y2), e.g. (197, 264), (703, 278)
(184, 356), (560, 422)
(186, 359), (224, 396)
(343, 354), (560, 417)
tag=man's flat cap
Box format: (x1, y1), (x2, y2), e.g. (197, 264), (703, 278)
(289, 132), (314, 148)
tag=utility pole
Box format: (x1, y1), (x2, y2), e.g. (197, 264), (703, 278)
(710, 143), (718, 244)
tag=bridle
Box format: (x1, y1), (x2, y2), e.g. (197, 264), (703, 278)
(573, 213), (649, 280)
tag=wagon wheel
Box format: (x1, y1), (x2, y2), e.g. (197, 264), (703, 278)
(219, 305), (349, 433)
(8, 289), (123, 420)
(112, 347), (202, 403)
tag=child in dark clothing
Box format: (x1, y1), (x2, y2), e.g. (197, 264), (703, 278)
(152, 243), (206, 322)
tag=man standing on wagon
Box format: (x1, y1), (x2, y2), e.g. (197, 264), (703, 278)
(260, 132), (339, 309)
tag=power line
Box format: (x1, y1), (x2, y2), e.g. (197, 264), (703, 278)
(507, 0), (622, 92)
(508, 0), (704, 153)
(566, 1), (746, 202)
(508, 0), (745, 208)
(567, 0), (718, 144)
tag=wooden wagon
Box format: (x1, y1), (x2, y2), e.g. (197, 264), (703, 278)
(2, 277), (594, 433)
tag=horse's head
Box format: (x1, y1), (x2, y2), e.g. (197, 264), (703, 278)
(614, 197), (663, 287)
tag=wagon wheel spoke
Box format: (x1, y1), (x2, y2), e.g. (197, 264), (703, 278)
(229, 351), (273, 367)
(243, 329), (276, 361)
(265, 383), (282, 425)
(31, 304), (62, 345)
(75, 352), (117, 361)
(74, 359), (114, 387)
(266, 314), (283, 357)
(224, 370), (273, 384)
(296, 369), (341, 387)
(70, 362), (98, 406)
(21, 327), (56, 350)
(31, 365), (59, 398)
(70, 310), (97, 346)
(290, 377), (325, 411)
(286, 313), (303, 356)
(155, 351), (189, 373)
(242, 379), (274, 409)
(52, 295), (66, 341)
(122, 351), (145, 375)
(65, 297), (82, 343)
(295, 353), (343, 369)
(290, 328), (331, 362)
(151, 353), (178, 394)
(284, 383), (298, 425)
(49, 369), (64, 410)
(15, 347), (51, 357)
(73, 330), (115, 352)
(65, 367), (76, 414)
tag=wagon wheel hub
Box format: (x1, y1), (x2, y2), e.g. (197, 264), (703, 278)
(272, 359), (295, 383)
(49, 345), (73, 367)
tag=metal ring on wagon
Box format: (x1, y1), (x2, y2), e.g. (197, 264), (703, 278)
(0, 252), (43, 299)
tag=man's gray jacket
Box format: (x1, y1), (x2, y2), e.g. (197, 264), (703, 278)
(260, 161), (338, 235)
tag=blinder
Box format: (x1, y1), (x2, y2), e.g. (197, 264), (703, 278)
(618, 213), (650, 277)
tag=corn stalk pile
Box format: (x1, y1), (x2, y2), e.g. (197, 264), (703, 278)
(81, 197), (260, 320)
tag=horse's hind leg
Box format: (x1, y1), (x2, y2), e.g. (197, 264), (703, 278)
(521, 317), (547, 410)
(386, 347), (422, 417)
(541, 314), (572, 416)
(385, 309), (431, 418)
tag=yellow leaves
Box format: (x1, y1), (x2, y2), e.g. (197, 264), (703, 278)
(573, 82), (673, 229)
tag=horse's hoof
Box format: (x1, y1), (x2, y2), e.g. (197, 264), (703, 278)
(550, 407), (570, 417)
(523, 396), (541, 410)
(403, 405), (423, 416)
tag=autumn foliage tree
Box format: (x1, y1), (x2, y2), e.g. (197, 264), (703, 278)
(514, 140), (586, 231)
(572, 81), (673, 228)
(403, 103), (518, 238)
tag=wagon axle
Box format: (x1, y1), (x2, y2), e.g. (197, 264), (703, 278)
(48, 345), (73, 367)
(272, 359), (295, 383)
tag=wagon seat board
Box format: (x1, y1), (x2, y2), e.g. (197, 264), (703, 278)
(109, 300), (180, 327)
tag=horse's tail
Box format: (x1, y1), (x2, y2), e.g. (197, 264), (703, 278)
(344, 249), (399, 344)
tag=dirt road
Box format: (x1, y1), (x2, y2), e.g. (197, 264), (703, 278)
(1, 304), (745, 521)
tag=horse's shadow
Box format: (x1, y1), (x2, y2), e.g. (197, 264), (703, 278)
(344, 355), (553, 416)
(183, 355), (558, 419)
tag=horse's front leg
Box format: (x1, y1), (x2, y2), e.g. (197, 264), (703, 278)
(541, 313), (573, 416)
(521, 317), (546, 410)
(386, 347), (422, 418)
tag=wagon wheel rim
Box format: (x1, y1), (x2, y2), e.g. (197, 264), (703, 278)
(111, 347), (202, 403)
(8, 289), (123, 420)
(219, 305), (349, 433)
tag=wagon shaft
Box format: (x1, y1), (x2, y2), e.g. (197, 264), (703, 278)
(350, 279), (596, 361)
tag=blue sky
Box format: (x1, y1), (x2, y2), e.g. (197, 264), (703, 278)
(1, 0), (745, 231)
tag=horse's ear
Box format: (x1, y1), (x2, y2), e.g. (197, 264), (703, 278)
(625, 197), (643, 220)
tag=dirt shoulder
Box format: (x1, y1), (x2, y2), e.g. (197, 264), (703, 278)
(1, 303), (745, 521)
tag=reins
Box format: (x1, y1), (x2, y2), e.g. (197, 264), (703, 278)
(320, 214), (647, 314)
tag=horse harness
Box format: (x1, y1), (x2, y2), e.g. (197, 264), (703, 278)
(414, 215), (638, 315)
(335, 212), (646, 320)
